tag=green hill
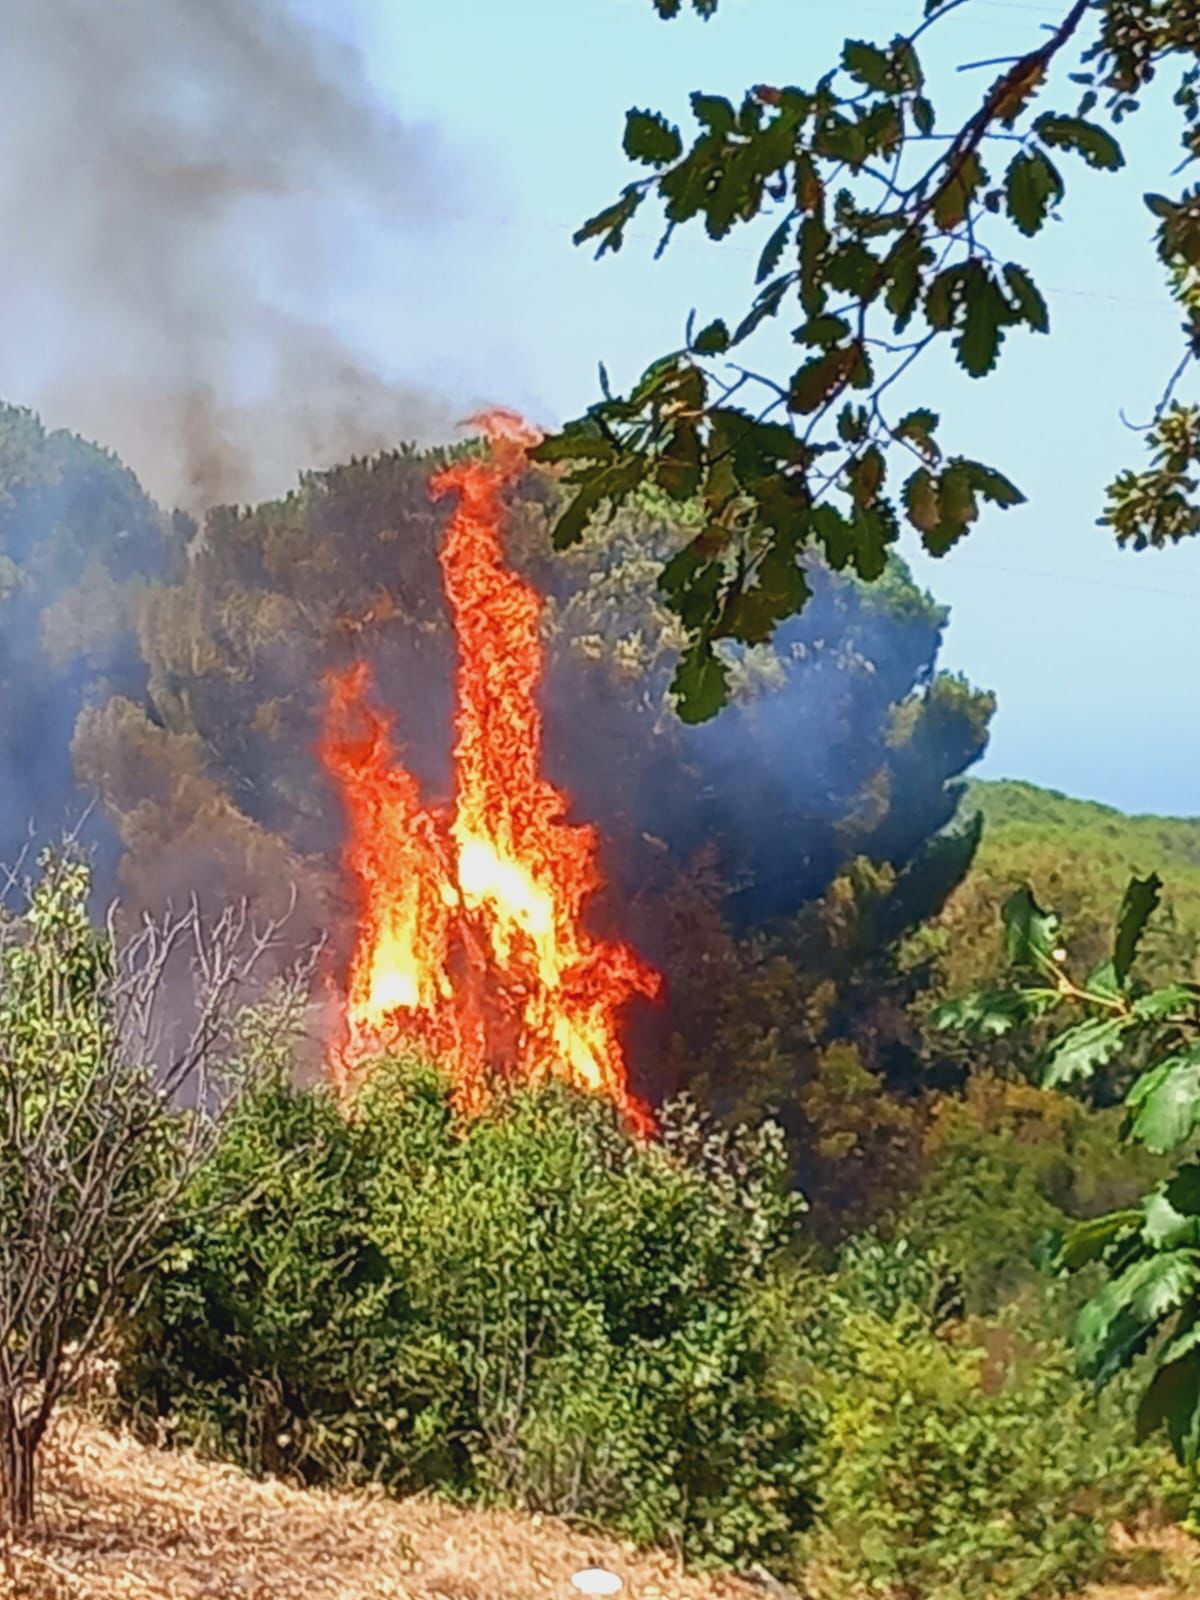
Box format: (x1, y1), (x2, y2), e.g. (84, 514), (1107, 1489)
(935, 778), (1200, 987)
(970, 779), (1200, 871)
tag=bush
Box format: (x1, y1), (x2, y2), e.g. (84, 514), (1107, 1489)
(900, 1075), (1163, 1313)
(117, 1057), (812, 1569)
(116, 1057), (1178, 1589)
(793, 1233), (1167, 1600)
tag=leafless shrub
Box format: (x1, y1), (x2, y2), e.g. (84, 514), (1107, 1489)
(0, 846), (312, 1532)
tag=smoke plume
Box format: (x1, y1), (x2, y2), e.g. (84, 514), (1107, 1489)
(0, 0), (464, 509)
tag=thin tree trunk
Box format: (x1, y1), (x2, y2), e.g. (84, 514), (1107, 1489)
(0, 1403), (38, 1532)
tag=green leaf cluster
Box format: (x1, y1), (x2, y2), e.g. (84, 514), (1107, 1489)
(792, 1231), (1161, 1600)
(936, 860), (1200, 1472)
(535, 16), (1139, 715)
(536, 0), (1200, 717)
(1103, 403), (1200, 550)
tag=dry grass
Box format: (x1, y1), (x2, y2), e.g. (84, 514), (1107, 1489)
(0, 1412), (765, 1600)
(3, 1412), (1199, 1600)
(1080, 1520), (1200, 1600)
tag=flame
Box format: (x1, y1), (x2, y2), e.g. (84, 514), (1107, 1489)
(319, 411), (659, 1130)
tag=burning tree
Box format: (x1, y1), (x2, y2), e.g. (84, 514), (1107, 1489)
(0, 849), (302, 1532)
(18, 407), (992, 1185)
(320, 414), (659, 1128)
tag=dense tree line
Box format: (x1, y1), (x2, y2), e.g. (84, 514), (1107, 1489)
(0, 403), (994, 1224)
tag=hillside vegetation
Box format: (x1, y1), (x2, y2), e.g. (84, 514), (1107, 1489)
(4, 410), (1200, 1596)
(972, 781), (1200, 904)
(933, 780), (1200, 993)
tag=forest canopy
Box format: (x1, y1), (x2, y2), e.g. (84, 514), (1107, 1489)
(0, 400), (992, 1220)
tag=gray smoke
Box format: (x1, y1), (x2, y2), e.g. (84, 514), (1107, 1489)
(0, 0), (465, 509)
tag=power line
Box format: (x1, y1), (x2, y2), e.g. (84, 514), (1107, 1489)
(817, 0), (1072, 17)
(428, 204), (1178, 317)
(426, 0), (1169, 310)
(920, 557), (1200, 602)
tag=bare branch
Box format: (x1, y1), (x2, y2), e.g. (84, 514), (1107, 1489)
(0, 844), (313, 1531)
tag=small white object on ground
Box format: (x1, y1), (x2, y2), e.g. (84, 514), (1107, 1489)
(570, 1567), (623, 1595)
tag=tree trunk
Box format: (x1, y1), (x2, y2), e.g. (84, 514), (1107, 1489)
(0, 1404), (38, 1532)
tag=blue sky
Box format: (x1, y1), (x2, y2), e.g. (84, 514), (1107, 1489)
(306, 2), (1200, 814)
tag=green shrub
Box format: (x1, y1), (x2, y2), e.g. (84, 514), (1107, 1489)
(900, 1076), (1163, 1314)
(117, 1057), (812, 1569)
(793, 1234), (1167, 1600)
(116, 1056), (1178, 1589)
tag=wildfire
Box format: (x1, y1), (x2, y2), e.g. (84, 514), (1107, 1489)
(319, 411), (659, 1131)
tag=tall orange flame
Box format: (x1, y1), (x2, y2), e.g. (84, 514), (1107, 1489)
(319, 411), (659, 1131)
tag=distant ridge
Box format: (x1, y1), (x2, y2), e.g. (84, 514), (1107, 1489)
(968, 777), (1200, 834)
(936, 779), (1200, 986)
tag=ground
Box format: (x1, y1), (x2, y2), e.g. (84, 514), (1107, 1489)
(0, 1414), (762, 1600)
(1, 1414), (1195, 1600)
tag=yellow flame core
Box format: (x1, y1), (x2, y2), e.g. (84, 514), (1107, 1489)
(457, 830), (605, 1091)
(552, 1014), (604, 1091)
(456, 831), (555, 961)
